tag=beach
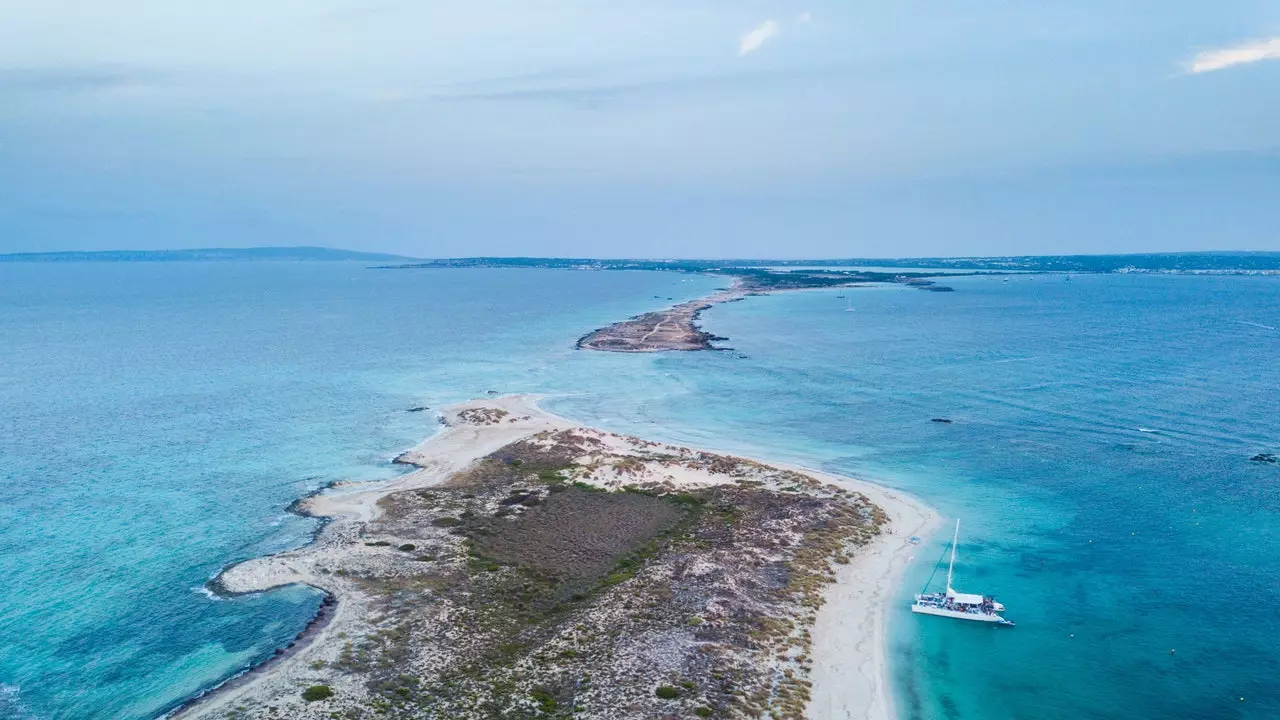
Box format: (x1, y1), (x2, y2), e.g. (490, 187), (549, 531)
(176, 395), (935, 720)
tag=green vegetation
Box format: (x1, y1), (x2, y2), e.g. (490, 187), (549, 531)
(301, 685), (333, 702)
(656, 685), (680, 700)
(530, 687), (558, 712)
(365, 540), (391, 547)
(397, 543), (417, 551)
(323, 430), (882, 720)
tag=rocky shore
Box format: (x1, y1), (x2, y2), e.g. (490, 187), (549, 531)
(177, 396), (934, 720)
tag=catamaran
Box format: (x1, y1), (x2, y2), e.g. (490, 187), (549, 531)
(911, 520), (1014, 626)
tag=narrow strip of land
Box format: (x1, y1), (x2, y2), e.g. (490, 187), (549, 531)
(576, 270), (959, 353)
(576, 285), (757, 352)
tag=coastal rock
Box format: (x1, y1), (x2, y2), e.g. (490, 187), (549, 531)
(406, 406), (430, 413)
(1250, 453), (1277, 463)
(931, 418), (953, 424)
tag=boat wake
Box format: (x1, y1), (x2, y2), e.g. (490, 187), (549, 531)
(1233, 320), (1277, 331)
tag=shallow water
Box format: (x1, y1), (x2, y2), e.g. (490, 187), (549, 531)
(0, 263), (721, 719)
(2, 265), (1277, 719)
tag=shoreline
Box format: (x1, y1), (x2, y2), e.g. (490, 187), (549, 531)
(175, 395), (935, 720)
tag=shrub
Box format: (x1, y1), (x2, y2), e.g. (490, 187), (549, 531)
(432, 517), (461, 527)
(301, 685), (333, 702)
(530, 687), (557, 712)
(696, 707), (714, 718)
(397, 544), (416, 552)
(365, 541), (391, 547)
(655, 686), (680, 700)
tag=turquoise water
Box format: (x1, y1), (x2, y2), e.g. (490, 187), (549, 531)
(0, 263), (723, 719)
(2, 265), (1277, 719)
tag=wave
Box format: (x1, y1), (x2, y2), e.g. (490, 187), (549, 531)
(0, 684), (35, 720)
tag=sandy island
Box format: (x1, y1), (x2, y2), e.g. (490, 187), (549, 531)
(176, 396), (935, 720)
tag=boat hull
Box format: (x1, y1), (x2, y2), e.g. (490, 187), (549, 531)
(911, 604), (1015, 626)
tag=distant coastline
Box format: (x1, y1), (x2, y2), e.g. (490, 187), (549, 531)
(7, 247), (1280, 273)
(0, 247), (418, 263)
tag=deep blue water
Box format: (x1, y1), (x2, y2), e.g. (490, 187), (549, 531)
(2, 265), (1277, 719)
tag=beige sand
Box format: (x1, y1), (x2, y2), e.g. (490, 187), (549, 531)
(798, 466), (939, 720)
(178, 395), (935, 720)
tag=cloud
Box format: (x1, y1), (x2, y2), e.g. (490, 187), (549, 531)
(1186, 36), (1280, 73)
(739, 20), (780, 56)
(796, 12), (812, 24)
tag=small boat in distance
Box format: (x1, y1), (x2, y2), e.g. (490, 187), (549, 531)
(845, 296), (855, 312)
(912, 520), (1014, 626)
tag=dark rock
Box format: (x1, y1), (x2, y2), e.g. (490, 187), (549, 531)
(1250, 453), (1277, 463)
(407, 406), (431, 413)
(486, 390), (500, 395)
(931, 418), (953, 424)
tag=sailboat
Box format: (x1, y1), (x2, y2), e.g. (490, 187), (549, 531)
(911, 520), (1014, 626)
(845, 296), (855, 312)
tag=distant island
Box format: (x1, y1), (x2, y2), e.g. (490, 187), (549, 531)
(378, 252), (1280, 275)
(0, 247), (419, 263)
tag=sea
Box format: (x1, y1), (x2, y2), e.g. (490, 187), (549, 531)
(0, 262), (1276, 719)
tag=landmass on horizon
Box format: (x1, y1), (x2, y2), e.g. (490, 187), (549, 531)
(5, 247), (1280, 274)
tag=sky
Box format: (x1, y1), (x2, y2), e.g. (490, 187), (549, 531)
(1, 1), (1277, 258)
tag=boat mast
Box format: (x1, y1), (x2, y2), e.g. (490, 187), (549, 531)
(946, 519), (959, 592)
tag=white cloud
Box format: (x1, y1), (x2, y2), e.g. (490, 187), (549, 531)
(796, 12), (812, 25)
(739, 20), (780, 56)
(1186, 36), (1280, 73)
